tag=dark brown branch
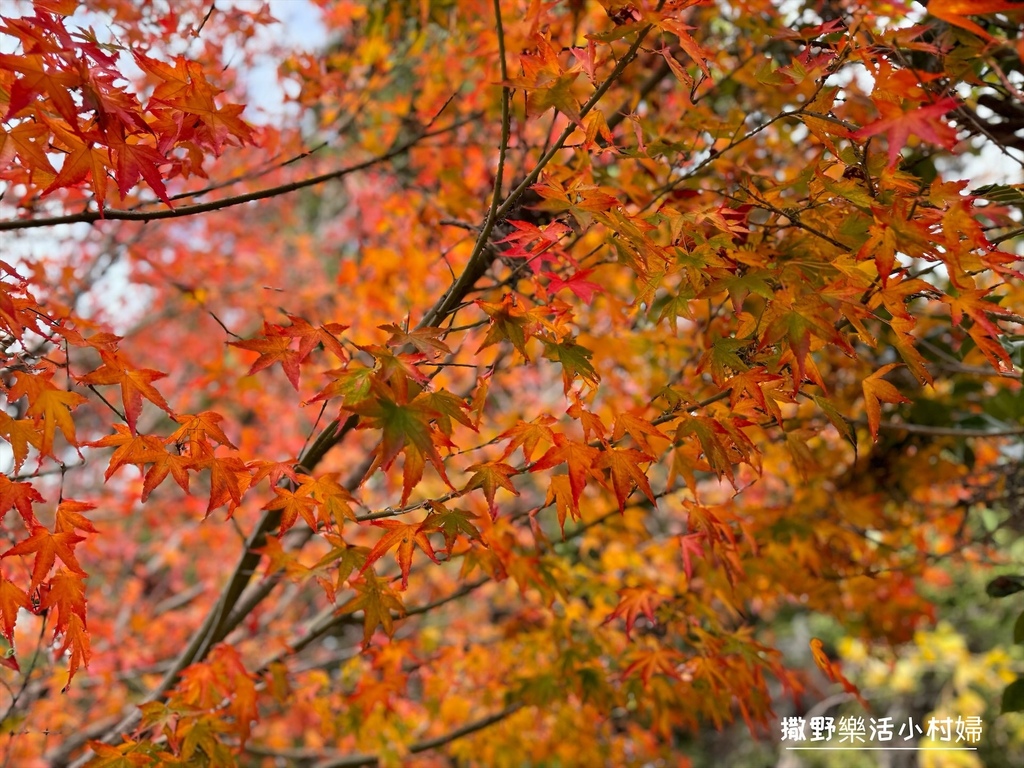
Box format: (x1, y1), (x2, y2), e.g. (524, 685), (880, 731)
(0, 118), (477, 232)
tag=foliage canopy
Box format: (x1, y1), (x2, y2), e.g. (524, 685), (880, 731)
(1, 0), (1023, 765)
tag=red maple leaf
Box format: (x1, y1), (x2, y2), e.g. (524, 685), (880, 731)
(852, 97), (959, 167)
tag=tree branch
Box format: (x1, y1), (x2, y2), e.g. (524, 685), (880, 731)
(0, 118), (477, 232)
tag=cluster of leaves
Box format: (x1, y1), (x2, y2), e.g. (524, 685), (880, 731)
(0, 0), (1022, 766)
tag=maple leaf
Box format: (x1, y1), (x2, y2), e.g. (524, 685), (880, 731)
(230, 328), (303, 389)
(380, 323), (451, 357)
(89, 424), (167, 481)
(105, 132), (170, 203)
(359, 519), (439, 590)
(360, 345), (431, 397)
(258, 536), (310, 579)
(139, 445), (193, 501)
(8, 370), (87, 457)
(54, 499), (98, 534)
(295, 473), (358, 527)
(314, 538), (369, 602)
(463, 461), (519, 515)
(476, 295), (541, 358)
(2, 525), (86, 588)
(0, 476), (44, 527)
(621, 645), (684, 687)
(78, 350), (172, 434)
(809, 637), (868, 708)
(173, 66), (255, 154)
(195, 455), (251, 514)
(0, 572), (31, 640)
(928, 0), (1024, 41)
(308, 365), (375, 407)
(0, 51), (80, 124)
(597, 446), (656, 512)
(605, 586), (666, 639)
(338, 571), (407, 644)
(0, 410), (42, 472)
(246, 458), (300, 489)
(542, 269), (602, 303)
(532, 434), (599, 514)
(678, 532), (705, 581)
(418, 388), (475, 437)
(263, 487), (318, 535)
(351, 386), (453, 504)
(657, 17), (712, 78)
(942, 287), (1015, 371)
(168, 411), (237, 453)
(82, 741), (156, 767)
(674, 417), (736, 486)
(57, 612), (91, 688)
(421, 502), (481, 554)
(852, 97), (959, 168)
(498, 415), (556, 463)
(566, 396), (607, 441)
(494, 219), (571, 268)
(544, 474), (577, 536)
(279, 314), (348, 361)
(543, 337), (600, 393)
(41, 567), (88, 628)
(862, 364), (911, 440)
(612, 413), (669, 455)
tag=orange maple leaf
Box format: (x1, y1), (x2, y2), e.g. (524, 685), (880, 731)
(195, 455), (251, 514)
(463, 461), (519, 515)
(168, 411), (237, 453)
(231, 330), (303, 390)
(621, 645), (685, 687)
(531, 434), (599, 514)
(0, 476), (43, 527)
(57, 612), (91, 688)
(8, 370), (87, 457)
(929, 0), (1024, 41)
(263, 487), (318, 536)
(359, 519), (440, 590)
(89, 424), (163, 479)
(77, 350), (172, 434)
(612, 412), (669, 454)
(861, 364), (910, 440)
(296, 473), (358, 527)
(597, 446), (656, 512)
(54, 500), (98, 534)
(40, 567), (87, 636)
(810, 637), (868, 708)
(0, 410), (42, 472)
(605, 586), (666, 639)
(2, 525), (87, 588)
(544, 474), (577, 535)
(140, 444), (193, 501)
(498, 415), (556, 463)
(421, 502), (481, 554)
(0, 572), (31, 640)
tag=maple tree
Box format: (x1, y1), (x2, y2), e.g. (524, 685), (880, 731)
(1, 0), (1023, 765)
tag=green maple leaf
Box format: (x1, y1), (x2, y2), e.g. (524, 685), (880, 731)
(542, 337), (600, 393)
(338, 570), (406, 644)
(421, 501), (481, 554)
(351, 385), (453, 503)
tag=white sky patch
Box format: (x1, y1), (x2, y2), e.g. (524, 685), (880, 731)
(225, 0), (329, 122)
